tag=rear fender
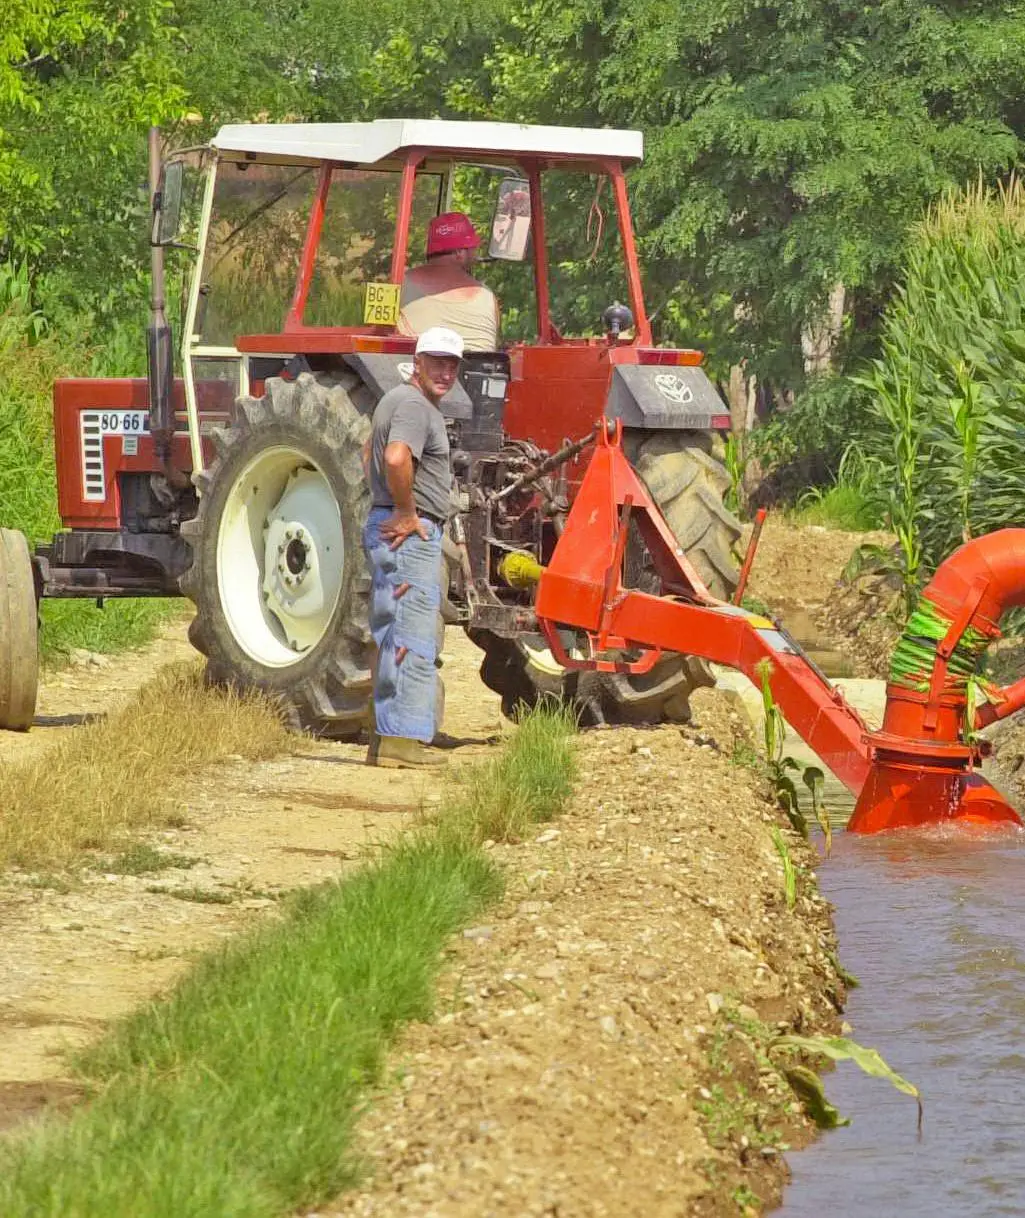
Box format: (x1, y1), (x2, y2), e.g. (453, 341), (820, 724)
(604, 364), (730, 430)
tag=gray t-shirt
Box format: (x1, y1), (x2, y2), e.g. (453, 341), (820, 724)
(369, 383), (453, 521)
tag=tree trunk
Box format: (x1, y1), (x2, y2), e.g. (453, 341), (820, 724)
(801, 282), (846, 374)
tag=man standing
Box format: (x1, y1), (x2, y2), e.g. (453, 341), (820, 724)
(362, 326), (462, 768)
(398, 212), (499, 352)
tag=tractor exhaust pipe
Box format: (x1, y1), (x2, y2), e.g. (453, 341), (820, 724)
(147, 126), (188, 491)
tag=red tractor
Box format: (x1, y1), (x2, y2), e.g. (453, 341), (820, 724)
(0, 120), (740, 733)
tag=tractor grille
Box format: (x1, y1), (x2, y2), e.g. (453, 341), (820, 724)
(80, 412), (106, 501)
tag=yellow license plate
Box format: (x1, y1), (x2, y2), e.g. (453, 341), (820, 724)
(363, 282), (400, 326)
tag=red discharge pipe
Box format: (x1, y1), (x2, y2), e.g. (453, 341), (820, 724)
(848, 529), (1025, 833)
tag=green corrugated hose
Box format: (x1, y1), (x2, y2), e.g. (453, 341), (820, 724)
(888, 598), (991, 696)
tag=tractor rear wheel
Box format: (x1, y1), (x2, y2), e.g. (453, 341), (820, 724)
(474, 433), (741, 725)
(0, 527), (38, 731)
(180, 372), (375, 737)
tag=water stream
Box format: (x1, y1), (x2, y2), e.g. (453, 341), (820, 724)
(750, 609), (1025, 1216)
(781, 824), (1025, 1217)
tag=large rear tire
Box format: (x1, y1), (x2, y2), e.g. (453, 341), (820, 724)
(0, 527), (39, 731)
(474, 432), (741, 725)
(180, 372), (375, 737)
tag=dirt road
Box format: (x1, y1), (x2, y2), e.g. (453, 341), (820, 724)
(0, 623), (503, 1125)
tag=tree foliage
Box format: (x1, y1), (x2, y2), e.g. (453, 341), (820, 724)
(0, 2), (184, 314)
(449, 0), (1025, 379)
(2, 0), (1024, 367)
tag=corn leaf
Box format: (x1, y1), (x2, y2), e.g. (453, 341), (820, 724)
(772, 1034), (923, 1131)
(780, 1064), (850, 1129)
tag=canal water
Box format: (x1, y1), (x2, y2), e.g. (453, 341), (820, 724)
(717, 609), (1025, 1215)
(781, 822), (1025, 1216)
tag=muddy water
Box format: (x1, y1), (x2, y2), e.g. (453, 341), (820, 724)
(773, 608), (1025, 1214)
(782, 822), (1025, 1216)
(732, 606), (1025, 1214)
(771, 601), (856, 679)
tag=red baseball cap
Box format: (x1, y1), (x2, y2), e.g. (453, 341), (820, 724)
(426, 212), (481, 257)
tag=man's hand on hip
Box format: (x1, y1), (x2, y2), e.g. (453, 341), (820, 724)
(380, 510), (430, 549)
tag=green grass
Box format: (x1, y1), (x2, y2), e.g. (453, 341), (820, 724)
(788, 482), (882, 532)
(39, 600), (186, 662)
(443, 702), (577, 843)
(0, 706), (577, 1218)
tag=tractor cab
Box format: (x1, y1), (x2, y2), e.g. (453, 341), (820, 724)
(158, 120), (723, 474)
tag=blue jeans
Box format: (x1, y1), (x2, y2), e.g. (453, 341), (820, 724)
(362, 507), (443, 743)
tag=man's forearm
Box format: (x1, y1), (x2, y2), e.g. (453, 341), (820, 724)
(385, 452), (417, 514)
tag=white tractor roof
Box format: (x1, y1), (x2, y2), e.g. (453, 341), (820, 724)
(210, 119), (644, 167)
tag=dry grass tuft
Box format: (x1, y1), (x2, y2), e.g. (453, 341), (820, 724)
(0, 662), (294, 869)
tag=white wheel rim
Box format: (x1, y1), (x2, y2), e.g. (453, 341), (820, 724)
(523, 635), (584, 676)
(217, 446), (344, 667)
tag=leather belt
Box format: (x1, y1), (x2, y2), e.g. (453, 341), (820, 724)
(372, 505), (446, 526)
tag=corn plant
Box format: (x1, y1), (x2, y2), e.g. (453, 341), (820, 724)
(771, 1034), (923, 1133)
(756, 660), (806, 835)
(756, 660), (834, 851)
(849, 178), (1025, 604)
(770, 827), (797, 909)
(851, 333), (923, 616)
(723, 431), (747, 517)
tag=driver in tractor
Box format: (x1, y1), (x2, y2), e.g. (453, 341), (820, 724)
(398, 212), (500, 352)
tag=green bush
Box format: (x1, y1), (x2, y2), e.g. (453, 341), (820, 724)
(753, 375), (870, 480)
(851, 179), (1025, 588)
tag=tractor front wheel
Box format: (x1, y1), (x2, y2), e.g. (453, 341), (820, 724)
(0, 527), (38, 731)
(180, 372), (375, 737)
(473, 432), (741, 725)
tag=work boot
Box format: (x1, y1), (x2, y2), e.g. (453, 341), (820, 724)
(365, 732), (448, 769)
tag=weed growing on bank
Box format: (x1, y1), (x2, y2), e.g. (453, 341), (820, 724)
(0, 662), (292, 869)
(90, 843), (199, 876)
(0, 709), (577, 1218)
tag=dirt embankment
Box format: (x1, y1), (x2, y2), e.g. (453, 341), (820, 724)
(744, 519), (899, 678)
(325, 695), (844, 1218)
(1, 622), (844, 1215)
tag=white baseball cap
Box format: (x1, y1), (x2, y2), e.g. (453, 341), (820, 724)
(415, 326), (464, 359)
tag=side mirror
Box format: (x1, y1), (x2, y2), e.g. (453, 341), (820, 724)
(152, 160), (183, 246)
(488, 177), (531, 261)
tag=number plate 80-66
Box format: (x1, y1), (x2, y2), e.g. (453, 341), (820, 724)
(97, 411), (150, 434)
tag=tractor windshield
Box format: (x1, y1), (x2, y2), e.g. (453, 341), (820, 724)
(544, 170), (630, 337)
(190, 156), (638, 350)
(194, 161), (442, 345)
(451, 165), (633, 343)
